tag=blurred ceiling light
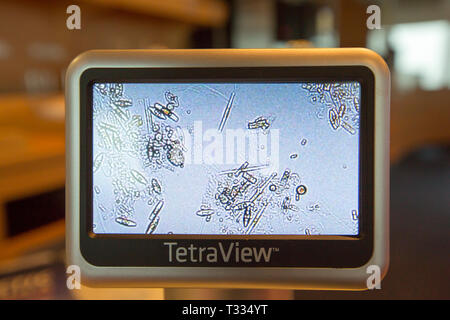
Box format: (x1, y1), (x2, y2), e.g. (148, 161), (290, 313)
(388, 20), (450, 91)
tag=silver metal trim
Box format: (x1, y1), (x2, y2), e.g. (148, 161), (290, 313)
(66, 48), (390, 289)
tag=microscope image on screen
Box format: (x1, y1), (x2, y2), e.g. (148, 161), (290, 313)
(91, 81), (361, 236)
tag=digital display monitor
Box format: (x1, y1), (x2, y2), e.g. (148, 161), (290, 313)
(67, 49), (390, 288)
(91, 82), (361, 236)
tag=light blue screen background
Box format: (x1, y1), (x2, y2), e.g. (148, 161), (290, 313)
(92, 82), (361, 235)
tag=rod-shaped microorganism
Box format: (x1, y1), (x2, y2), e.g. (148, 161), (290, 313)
(246, 202), (268, 235)
(218, 92), (236, 132)
(146, 199), (164, 234)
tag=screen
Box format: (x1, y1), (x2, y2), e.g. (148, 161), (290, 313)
(91, 82), (361, 236)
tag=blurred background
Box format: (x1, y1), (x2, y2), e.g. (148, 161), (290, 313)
(0, 0), (448, 300)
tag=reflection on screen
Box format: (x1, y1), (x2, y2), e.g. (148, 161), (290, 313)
(92, 82), (361, 235)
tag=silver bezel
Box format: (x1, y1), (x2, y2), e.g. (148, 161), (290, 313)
(66, 48), (390, 290)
